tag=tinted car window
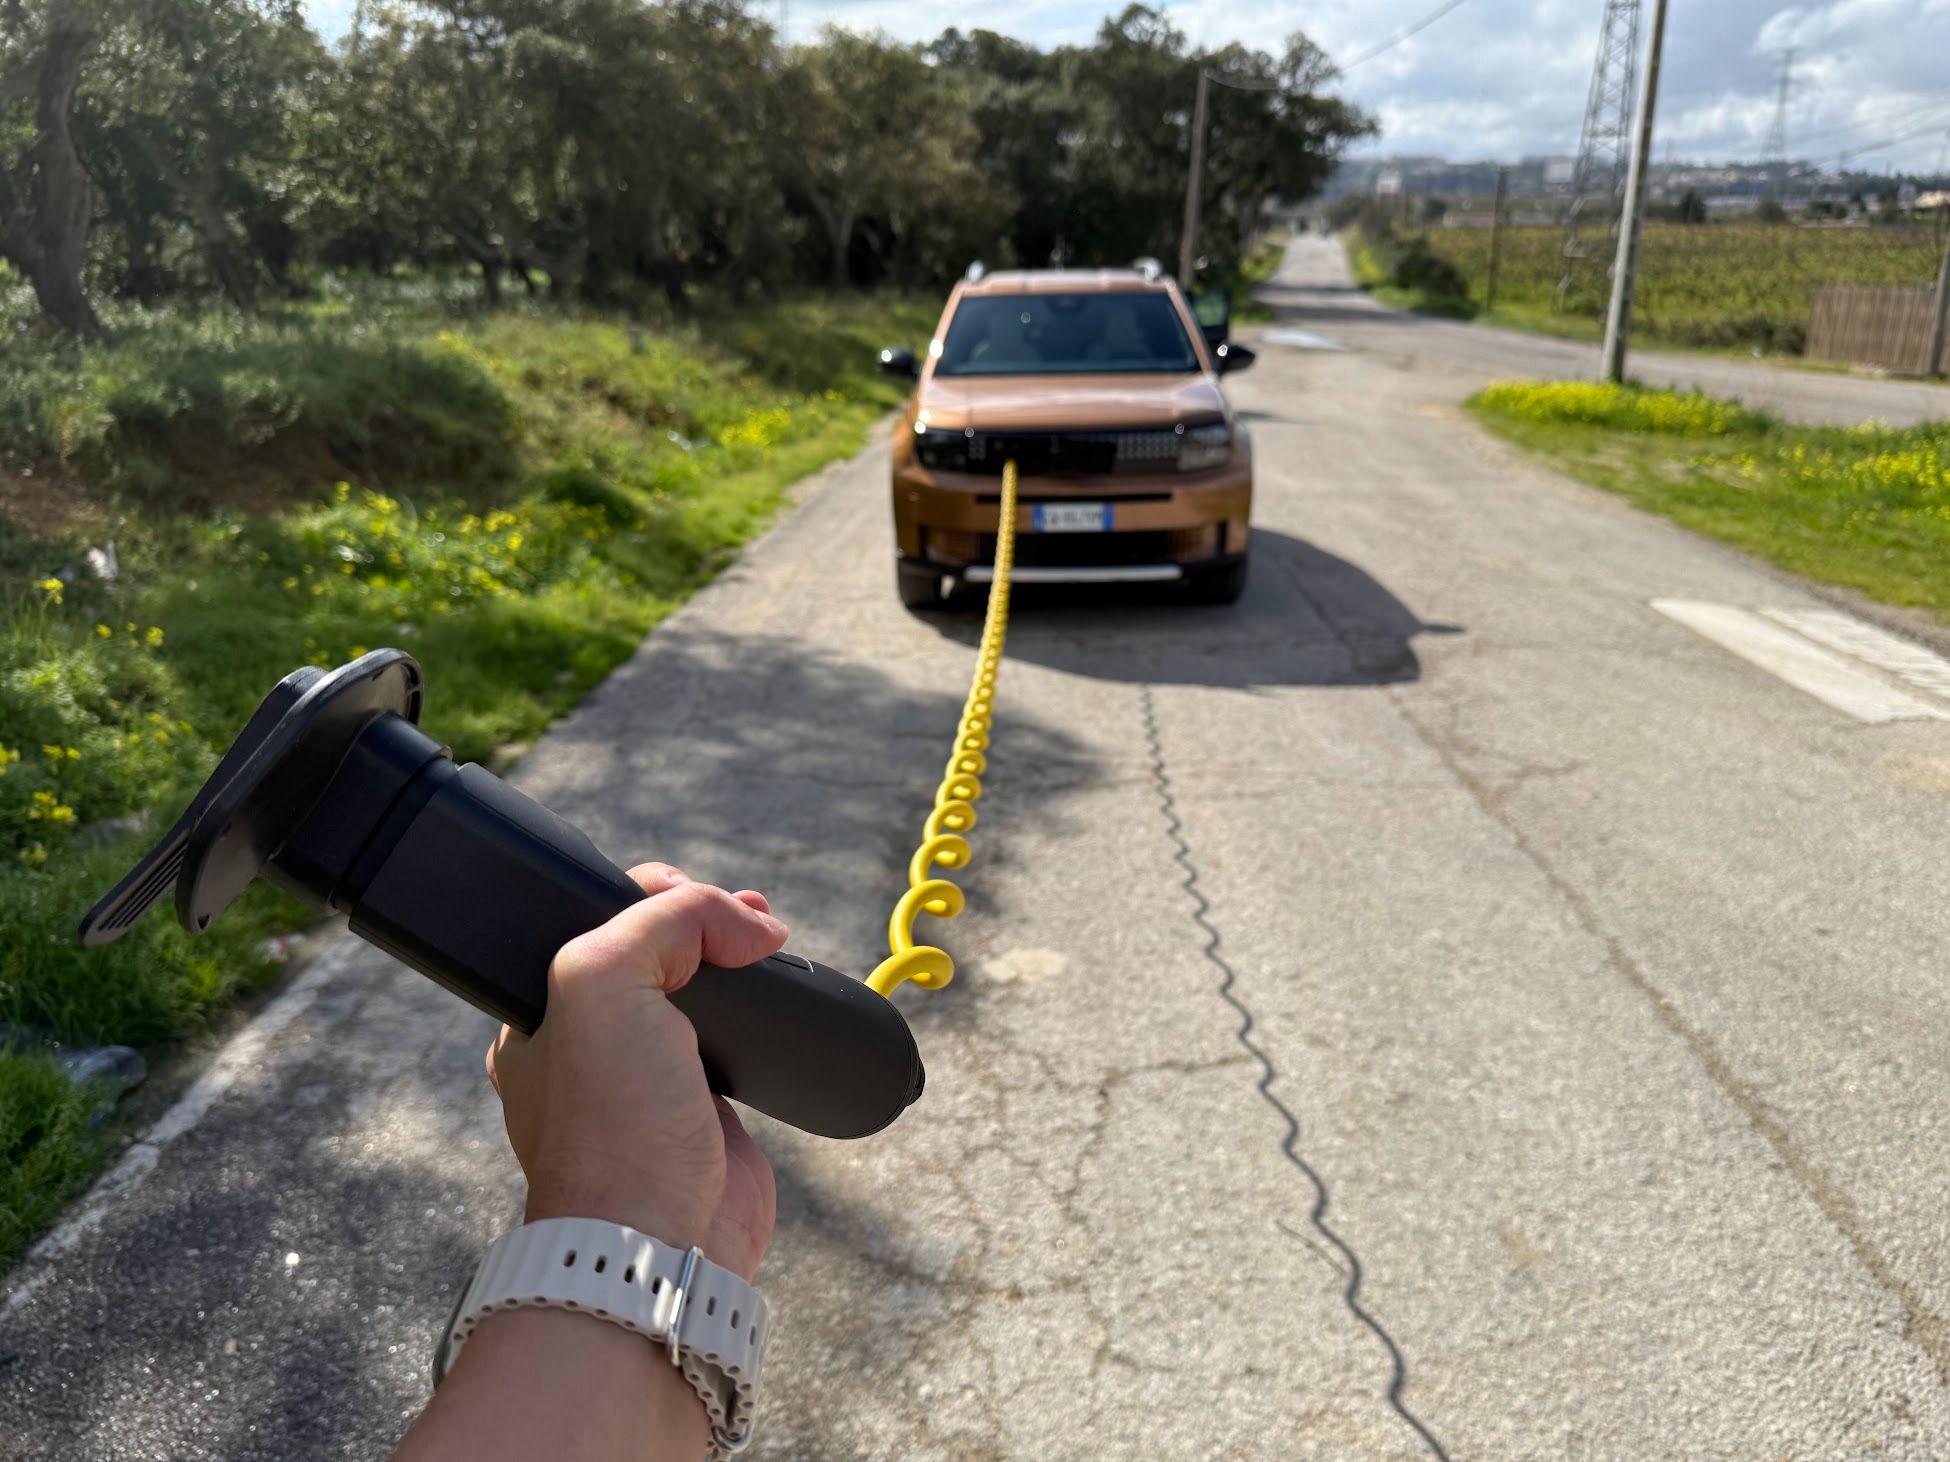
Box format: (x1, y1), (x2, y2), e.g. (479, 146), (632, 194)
(935, 292), (1200, 376)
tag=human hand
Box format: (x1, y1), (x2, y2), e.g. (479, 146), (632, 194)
(486, 863), (787, 1281)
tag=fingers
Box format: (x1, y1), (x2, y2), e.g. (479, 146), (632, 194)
(485, 1024), (521, 1093)
(628, 864), (770, 918)
(626, 862), (693, 897)
(554, 880), (789, 997)
(710, 1098), (778, 1279)
(716, 1099), (770, 1179)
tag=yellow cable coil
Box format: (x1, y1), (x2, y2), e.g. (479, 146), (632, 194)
(867, 459), (1019, 998)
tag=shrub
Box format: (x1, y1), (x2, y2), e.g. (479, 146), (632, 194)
(1472, 381), (1775, 435)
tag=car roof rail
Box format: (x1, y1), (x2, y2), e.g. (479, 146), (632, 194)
(964, 260), (986, 283)
(1131, 256), (1164, 280)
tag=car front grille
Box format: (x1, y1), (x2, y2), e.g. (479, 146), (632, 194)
(962, 429), (1187, 477)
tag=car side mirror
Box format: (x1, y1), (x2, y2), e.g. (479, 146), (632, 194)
(1215, 342), (1255, 375)
(878, 346), (918, 379)
(1191, 288), (1232, 350)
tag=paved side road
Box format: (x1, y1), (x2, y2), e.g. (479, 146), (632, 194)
(1272, 232), (1950, 427)
(3, 240), (1949, 1458)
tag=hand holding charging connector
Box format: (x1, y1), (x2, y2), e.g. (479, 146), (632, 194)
(79, 650), (925, 1139)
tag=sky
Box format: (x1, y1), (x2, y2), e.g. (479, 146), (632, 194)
(305, 0), (1950, 174)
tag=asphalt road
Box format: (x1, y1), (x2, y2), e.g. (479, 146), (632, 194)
(1271, 235), (1950, 428)
(4, 238), (1949, 1459)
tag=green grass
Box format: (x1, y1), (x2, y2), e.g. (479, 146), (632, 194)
(0, 285), (937, 1269)
(1220, 234), (1289, 324)
(1352, 221), (1946, 355)
(0, 1049), (112, 1266)
(1345, 228), (1477, 319)
(1470, 380), (1950, 620)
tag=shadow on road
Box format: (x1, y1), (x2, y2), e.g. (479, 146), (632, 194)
(521, 627), (1095, 968)
(919, 528), (1462, 689)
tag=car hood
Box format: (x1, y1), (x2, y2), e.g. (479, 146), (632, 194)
(918, 373), (1226, 431)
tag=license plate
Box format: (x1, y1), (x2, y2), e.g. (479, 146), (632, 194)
(1033, 503), (1110, 533)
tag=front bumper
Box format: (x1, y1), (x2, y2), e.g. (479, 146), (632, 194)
(892, 460), (1253, 572)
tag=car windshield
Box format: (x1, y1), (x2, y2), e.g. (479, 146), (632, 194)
(934, 292), (1200, 376)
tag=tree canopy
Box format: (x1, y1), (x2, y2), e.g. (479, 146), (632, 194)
(0, 0), (1374, 329)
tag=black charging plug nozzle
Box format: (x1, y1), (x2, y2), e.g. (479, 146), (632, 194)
(80, 651), (925, 1138)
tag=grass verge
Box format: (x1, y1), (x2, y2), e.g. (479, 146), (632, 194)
(1469, 380), (1950, 620)
(1344, 228), (1477, 319)
(1219, 234), (1289, 325)
(0, 286), (936, 1269)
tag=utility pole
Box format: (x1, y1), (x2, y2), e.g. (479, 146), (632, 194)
(1601, 0), (1669, 383)
(1929, 204), (1950, 377)
(1179, 68), (1212, 289)
(1178, 67), (1279, 291)
(1486, 166), (1510, 312)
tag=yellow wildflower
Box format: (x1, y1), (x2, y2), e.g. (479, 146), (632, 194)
(35, 577), (63, 604)
(96, 623), (112, 638)
(28, 790), (75, 824)
(19, 843), (46, 870)
(145, 627), (164, 648)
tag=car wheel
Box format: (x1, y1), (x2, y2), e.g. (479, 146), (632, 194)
(1188, 556), (1249, 605)
(898, 561), (944, 611)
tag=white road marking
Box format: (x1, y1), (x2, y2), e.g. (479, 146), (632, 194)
(1262, 328), (1346, 351)
(1761, 608), (1950, 704)
(1651, 600), (1950, 724)
(1, 938), (358, 1316)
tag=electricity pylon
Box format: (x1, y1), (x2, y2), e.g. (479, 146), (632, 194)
(1559, 0), (1642, 307)
(1762, 49), (1795, 200)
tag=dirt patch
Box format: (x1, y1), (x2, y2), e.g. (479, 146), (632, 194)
(0, 464), (105, 541)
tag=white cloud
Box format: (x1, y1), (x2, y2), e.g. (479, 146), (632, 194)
(789, 0), (1950, 171)
(298, 0), (1950, 173)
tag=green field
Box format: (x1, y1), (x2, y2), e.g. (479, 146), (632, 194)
(0, 284), (936, 1268)
(1354, 222), (1946, 353)
(1471, 380), (1950, 619)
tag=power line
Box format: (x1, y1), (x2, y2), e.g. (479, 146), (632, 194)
(1787, 94), (1950, 156)
(1339, 0), (1475, 72)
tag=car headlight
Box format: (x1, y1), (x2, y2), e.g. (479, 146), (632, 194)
(1177, 422), (1232, 471)
(913, 422), (971, 472)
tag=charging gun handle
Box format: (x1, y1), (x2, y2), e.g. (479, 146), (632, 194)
(341, 761), (923, 1140)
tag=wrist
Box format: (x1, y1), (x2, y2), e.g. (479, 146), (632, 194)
(433, 1306), (712, 1458)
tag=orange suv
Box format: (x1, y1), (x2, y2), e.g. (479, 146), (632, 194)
(879, 264), (1255, 609)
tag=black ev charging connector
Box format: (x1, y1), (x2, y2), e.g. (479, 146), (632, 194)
(78, 650), (924, 1139)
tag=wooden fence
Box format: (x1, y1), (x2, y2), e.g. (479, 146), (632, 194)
(1806, 283), (1946, 375)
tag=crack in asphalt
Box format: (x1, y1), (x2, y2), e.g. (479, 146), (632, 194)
(1137, 684), (1452, 1462)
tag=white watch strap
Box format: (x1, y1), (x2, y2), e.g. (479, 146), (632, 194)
(439, 1218), (770, 1459)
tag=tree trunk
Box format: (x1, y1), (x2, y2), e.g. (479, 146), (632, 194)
(124, 217), (163, 305)
(476, 255), (502, 307)
(811, 200), (853, 290)
(831, 212), (852, 289)
(0, 16), (101, 334)
(186, 169), (257, 313)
